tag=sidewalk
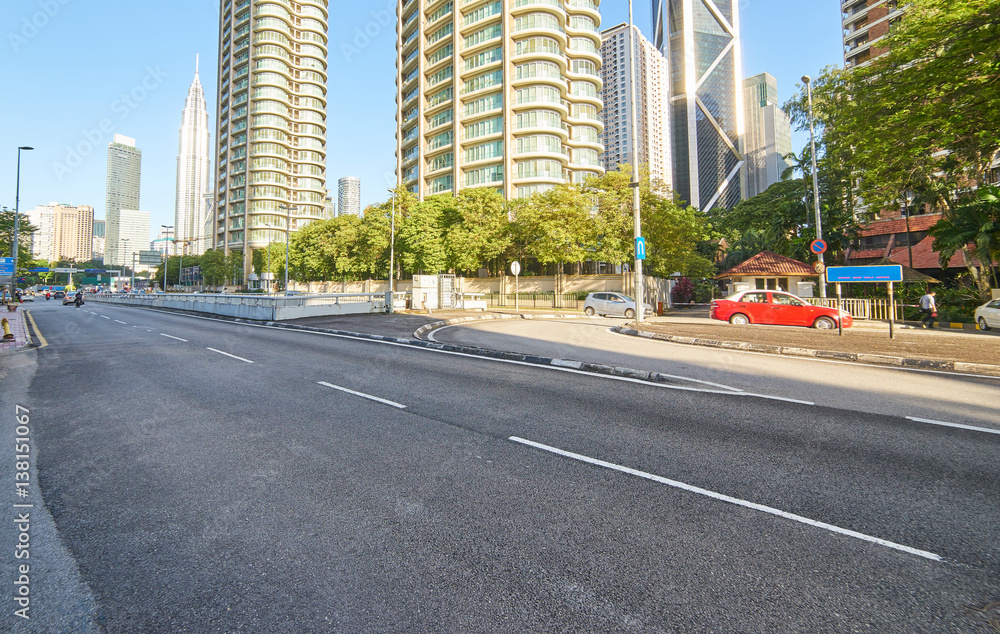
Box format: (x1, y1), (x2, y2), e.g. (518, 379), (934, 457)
(0, 306), (31, 352)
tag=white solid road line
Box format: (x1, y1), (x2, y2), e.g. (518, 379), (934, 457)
(206, 348), (254, 364)
(160, 334), (188, 342)
(905, 416), (1000, 436)
(317, 381), (406, 409)
(510, 436), (943, 562)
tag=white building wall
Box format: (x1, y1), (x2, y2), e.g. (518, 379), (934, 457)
(599, 23), (671, 187)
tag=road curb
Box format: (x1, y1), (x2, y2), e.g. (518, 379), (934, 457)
(413, 312), (587, 339)
(610, 326), (1000, 377)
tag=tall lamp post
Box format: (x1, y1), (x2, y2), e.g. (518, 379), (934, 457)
(278, 204), (296, 292)
(12, 146), (34, 290)
(627, 0), (644, 322)
(174, 239), (192, 290)
(802, 75), (826, 298)
(119, 238), (130, 291)
(161, 225), (173, 291)
(388, 189), (396, 314)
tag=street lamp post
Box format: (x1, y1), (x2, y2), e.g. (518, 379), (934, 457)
(119, 238), (130, 291)
(627, 0), (644, 322)
(161, 225), (173, 292)
(278, 204), (296, 292)
(802, 75), (826, 298)
(13, 146), (34, 290)
(388, 189), (396, 314)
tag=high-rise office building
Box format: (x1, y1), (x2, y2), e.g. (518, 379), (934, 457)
(842, 0), (904, 69)
(25, 203), (94, 262)
(213, 0), (330, 284)
(337, 177), (361, 216)
(106, 134), (142, 266)
(742, 73), (791, 198)
(654, 0), (746, 210)
(599, 23), (671, 186)
(396, 0), (605, 201)
(93, 219), (106, 260)
(115, 209), (151, 271)
(176, 57), (213, 257)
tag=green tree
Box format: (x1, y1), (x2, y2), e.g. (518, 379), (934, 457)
(398, 194), (449, 274)
(929, 185), (1000, 298)
(512, 184), (595, 268)
(443, 188), (512, 274)
(0, 207), (38, 265)
(199, 250), (228, 286)
(794, 0), (1000, 214)
(641, 195), (715, 278)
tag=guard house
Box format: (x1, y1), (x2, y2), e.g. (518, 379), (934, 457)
(716, 251), (819, 297)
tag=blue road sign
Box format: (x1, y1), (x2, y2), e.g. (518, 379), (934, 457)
(0, 258), (13, 276)
(28, 267), (50, 272)
(84, 269), (109, 274)
(826, 265), (903, 283)
(635, 236), (646, 260)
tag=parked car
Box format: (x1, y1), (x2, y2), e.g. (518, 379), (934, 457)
(583, 292), (653, 319)
(974, 298), (1000, 331)
(710, 290), (853, 329)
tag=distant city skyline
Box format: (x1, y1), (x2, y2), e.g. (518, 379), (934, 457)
(1, 1), (844, 241)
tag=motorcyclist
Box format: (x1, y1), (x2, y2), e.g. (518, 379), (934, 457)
(45, 291), (51, 300)
(74, 290), (84, 308)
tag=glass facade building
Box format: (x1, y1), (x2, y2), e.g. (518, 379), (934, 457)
(106, 134), (142, 267)
(213, 0), (329, 283)
(654, 0), (745, 210)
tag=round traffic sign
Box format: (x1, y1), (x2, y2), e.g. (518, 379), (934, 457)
(510, 261), (521, 276)
(810, 239), (828, 255)
(814, 262), (826, 274)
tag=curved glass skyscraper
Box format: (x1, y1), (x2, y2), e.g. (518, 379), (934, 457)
(654, 0), (745, 210)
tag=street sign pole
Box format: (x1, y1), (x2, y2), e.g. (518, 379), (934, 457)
(836, 283), (843, 336)
(510, 261), (521, 313)
(888, 281), (895, 340)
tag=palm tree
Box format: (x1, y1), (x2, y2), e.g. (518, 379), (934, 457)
(929, 185), (1000, 299)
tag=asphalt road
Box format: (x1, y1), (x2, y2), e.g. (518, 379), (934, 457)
(2, 301), (999, 632)
(428, 317), (1000, 429)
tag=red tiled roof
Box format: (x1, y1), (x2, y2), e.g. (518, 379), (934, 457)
(858, 213), (942, 237)
(887, 236), (969, 269)
(716, 251), (817, 279)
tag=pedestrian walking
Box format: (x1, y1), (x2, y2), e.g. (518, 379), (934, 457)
(919, 290), (937, 329)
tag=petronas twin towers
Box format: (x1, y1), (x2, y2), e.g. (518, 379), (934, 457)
(175, 56), (212, 256)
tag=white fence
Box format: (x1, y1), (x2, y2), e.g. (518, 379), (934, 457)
(804, 297), (899, 320)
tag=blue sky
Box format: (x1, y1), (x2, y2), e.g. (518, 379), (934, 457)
(1, 0), (843, 243)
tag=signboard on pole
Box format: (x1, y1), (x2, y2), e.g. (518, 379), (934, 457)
(826, 265), (903, 283)
(0, 258), (13, 276)
(139, 250), (164, 265)
(54, 268), (80, 273)
(810, 239), (827, 255)
(635, 237), (646, 260)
